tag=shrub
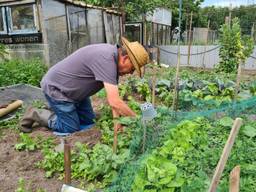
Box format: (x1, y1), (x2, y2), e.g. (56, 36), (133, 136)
(0, 58), (47, 87)
(216, 18), (254, 73)
(0, 44), (7, 59)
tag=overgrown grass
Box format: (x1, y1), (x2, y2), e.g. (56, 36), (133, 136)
(0, 58), (47, 87)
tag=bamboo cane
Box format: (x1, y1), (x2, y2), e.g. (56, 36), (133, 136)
(208, 118), (243, 192)
(0, 100), (23, 117)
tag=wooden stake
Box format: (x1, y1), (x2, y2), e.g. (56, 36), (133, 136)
(152, 22), (155, 45)
(64, 143), (71, 185)
(120, 0), (125, 35)
(142, 120), (146, 153)
(229, 3), (232, 28)
(208, 118), (243, 192)
(251, 23), (255, 42)
(172, 49), (181, 111)
(185, 12), (189, 44)
(172, 0), (182, 111)
(235, 62), (242, 98)
(187, 11), (193, 66)
(157, 47), (160, 65)
(152, 63), (157, 106)
(229, 166), (240, 192)
(202, 20), (210, 69)
(143, 13), (147, 45)
(113, 123), (118, 154)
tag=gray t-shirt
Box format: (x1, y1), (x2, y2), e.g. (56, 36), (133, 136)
(41, 44), (119, 102)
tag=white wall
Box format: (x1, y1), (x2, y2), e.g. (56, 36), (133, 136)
(159, 45), (256, 70)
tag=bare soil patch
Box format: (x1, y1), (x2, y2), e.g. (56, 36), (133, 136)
(0, 98), (104, 192)
(0, 128), (62, 192)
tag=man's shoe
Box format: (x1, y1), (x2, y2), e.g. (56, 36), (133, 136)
(19, 106), (53, 133)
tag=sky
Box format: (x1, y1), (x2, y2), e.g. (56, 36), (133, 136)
(201, 0), (255, 7)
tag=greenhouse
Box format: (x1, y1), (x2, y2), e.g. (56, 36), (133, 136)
(0, 0), (121, 65)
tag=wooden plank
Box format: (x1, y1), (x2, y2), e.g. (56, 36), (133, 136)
(113, 123), (118, 153)
(208, 118), (243, 192)
(229, 166), (240, 192)
(64, 143), (71, 185)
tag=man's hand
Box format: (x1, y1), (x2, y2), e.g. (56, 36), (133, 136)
(104, 82), (136, 117)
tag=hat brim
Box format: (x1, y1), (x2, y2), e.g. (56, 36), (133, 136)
(121, 37), (142, 77)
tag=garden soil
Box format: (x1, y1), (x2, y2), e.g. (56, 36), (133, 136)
(0, 97), (105, 192)
(0, 128), (63, 191)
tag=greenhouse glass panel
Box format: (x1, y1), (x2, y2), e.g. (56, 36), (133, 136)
(125, 23), (142, 43)
(8, 4), (37, 34)
(67, 5), (89, 52)
(42, 0), (68, 65)
(87, 9), (104, 43)
(0, 8), (7, 33)
(112, 15), (120, 43)
(103, 12), (114, 44)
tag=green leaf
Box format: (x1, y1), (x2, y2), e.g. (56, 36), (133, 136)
(219, 117), (234, 127)
(242, 125), (256, 138)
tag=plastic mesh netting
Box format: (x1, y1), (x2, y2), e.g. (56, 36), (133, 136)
(107, 96), (256, 192)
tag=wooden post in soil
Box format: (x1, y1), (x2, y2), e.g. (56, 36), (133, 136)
(64, 142), (71, 185)
(152, 66), (157, 106)
(142, 120), (146, 153)
(187, 11), (193, 66)
(229, 3), (232, 28)
(152, 48), (159, 106)
(229, 166), (240, 192)
(235, 62), (242, 98)
(120, 0), (125, 36)
(172, 0), (182, 111)
(141, 13), (147, 75)
(208, 118), (243, 192)
(251, 23), (255, 41)
(113, 123), (118, 154)
(202, 20), (210, 69)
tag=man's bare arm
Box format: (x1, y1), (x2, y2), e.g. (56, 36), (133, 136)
(104, 82), (136, 117)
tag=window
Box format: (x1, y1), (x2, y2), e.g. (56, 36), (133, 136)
(7, 4), (37, 34)
(0, 7), (7, 33)
(125, 23), (143, 44)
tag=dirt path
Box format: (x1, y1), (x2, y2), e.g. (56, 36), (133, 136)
(0, 129), (62, 192)
(0, 98), (105, 192)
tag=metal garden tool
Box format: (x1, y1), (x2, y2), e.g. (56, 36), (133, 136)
(61, 184), (87, 192)
(140, 102), (157, 152)
(55, 137), (65, 152)
(60, 143), (88, 192)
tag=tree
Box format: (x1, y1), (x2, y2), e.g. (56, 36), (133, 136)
(82, 0), (203, 25)
(195, 6), (229, 30)
(216, 18), (254, 73)
(195, 5), (256, 35)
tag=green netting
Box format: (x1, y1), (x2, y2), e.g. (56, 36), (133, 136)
(106, 96), (256, 192)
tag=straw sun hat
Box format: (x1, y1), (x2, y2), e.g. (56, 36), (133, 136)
(121, 37), (149, 77)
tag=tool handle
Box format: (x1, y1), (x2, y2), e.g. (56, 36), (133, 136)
(0, 100), (23, 117)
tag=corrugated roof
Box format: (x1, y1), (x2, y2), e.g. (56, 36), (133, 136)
(0, 0), (121, 15)
(58, 0), (121, 15)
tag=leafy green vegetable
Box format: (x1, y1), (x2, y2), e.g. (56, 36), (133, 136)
(15, 133), (38, 151)
(242, 125), (256, 138)
(218, 117), (234, 127)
